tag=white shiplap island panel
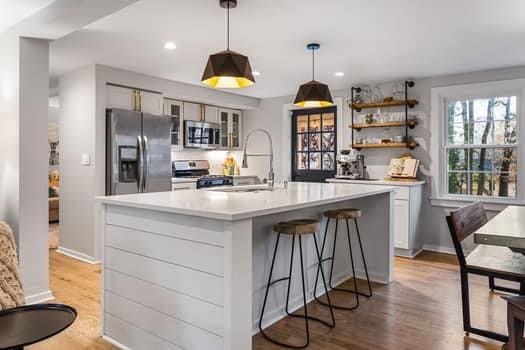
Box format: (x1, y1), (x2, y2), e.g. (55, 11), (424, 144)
(96, 182), (395, 350)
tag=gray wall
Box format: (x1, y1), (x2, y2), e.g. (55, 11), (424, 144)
(243, 65), (525, 253)
(59, 64), (260, 261)
(0, 36), (51, 301)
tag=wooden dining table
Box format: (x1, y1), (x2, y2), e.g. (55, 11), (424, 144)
(474, 206), (525, 255)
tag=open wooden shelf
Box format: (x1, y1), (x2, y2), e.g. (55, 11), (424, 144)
(351, 99), (418, 112)
(350, 119), (417, 130)
(352, 141), (418, 150)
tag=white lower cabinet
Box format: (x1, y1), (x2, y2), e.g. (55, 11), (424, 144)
(326, 179), (423, 258)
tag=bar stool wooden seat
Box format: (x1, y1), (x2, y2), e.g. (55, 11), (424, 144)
(259, 219), (335, 349)
(314, 208), (372, 311)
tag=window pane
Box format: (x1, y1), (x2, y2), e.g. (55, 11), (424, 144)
(448, 149), (467, 170)
(448, 101), (468, 124)
(322, 113), (335, 132)
(493, 173), (517, 198)
(448, 123), (469, 145)
(469, 148), (493, 171)
(309, 152), (321, 169)
(493, 96), (517, 121)
(309, 114), (321, 132)
(494, 119), (517, 144)
(297, 153), (308, 170)
(470, 172), (492, 196)
(322, 133), (334, 151)
(472, 98), (491, 122)
(309, 133), (320, 151)
(448, 172), (468, 195)
(322, 153), (335, 170)
(494, 148), (517, 174)
(297, 134), (308, 152)
(471, 122), (493, 144)
(297, 115), (308, 133)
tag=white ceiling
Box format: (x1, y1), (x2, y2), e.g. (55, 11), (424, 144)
(50, 0), (525, 98)
(0, 0), (53, 33)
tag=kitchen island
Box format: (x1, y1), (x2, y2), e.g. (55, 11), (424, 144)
(96, 182), (395, 350)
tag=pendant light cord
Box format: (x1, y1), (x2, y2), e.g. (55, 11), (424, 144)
(227, 3), (230, 50)
(311, 48), (315, 80)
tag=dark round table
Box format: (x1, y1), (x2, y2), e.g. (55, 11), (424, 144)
(0, 304), (77, 350)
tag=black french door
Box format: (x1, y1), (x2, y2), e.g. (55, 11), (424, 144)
(291, 106), (337, 182)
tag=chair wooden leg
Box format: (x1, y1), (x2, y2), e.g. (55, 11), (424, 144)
(506, 303), (524, 350)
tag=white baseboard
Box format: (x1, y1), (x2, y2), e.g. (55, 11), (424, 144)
(395, 247), (424, 259)
(26, 290), (54, 304)
(102, 335), (131, 350)
(57, 246), (101, 264)
(422, 244), (456, 255)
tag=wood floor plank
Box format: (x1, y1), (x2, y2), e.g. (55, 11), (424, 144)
(30, 250), (509, 349)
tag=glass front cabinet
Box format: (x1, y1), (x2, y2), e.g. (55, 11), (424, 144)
(163, 99), (184, 151)
(218, 108), (242, 150)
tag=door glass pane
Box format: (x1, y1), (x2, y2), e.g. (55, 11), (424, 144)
(297, 115), (308, 133)
(323, 153), (335, 170)
(231, 113), (240, 147)
(297, 134), (308, 152)
(309, 133), (320, 151)
(322, 113), (335, 132)
(170, 104), (181, 116)
(171, 116), (180, 145)
(309, 152), (321, 169)
(297, 153), (308, 170)
(322, 133), (334, 151)
(309, 114), (321, 132)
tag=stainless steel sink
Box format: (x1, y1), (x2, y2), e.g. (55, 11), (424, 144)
(208, 185), (273, 193)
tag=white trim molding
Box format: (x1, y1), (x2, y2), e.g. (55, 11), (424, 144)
(430, 78), (525, 207)
(26, 290), (54, 304)
(57, 246), (101, 264)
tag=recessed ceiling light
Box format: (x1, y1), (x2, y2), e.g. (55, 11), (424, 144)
(252, 71), (261, 76)
(334, 72), (344, 77)
(164, 41), (176, 50)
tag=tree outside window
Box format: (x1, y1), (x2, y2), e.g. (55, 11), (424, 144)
(446, 96), (518, 198)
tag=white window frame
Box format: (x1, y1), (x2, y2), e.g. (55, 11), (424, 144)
(430, 79), (525, 205)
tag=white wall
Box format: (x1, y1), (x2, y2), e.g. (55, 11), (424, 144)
(59, 65), (98, 263)
(58, 64), (260, 261)
(242, 66), (525, 254)
(0, 36), (51, 302)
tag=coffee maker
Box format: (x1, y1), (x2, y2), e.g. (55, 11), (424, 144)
(336, 149), (366, 180)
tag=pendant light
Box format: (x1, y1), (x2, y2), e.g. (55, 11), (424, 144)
(201, 0), (255, 89)
(293, 43), (334, 107)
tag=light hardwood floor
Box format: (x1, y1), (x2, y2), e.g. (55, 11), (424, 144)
(31, 250), (509, 349)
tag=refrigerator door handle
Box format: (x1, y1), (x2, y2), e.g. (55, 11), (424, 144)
(143, 135), (150, 192)
(137, 135), (144, 192)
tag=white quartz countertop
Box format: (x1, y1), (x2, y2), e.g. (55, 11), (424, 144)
(96, 182), (395, 221)
(327, 178), (425, 187)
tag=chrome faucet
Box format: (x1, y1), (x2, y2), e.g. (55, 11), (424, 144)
(241, 129), (274, 189)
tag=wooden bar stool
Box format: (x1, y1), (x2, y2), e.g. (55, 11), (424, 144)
(314, 208), (372, 311)
(259, 219), (335, 349)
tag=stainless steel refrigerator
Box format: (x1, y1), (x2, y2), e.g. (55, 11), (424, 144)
(106, 108), (172, 195)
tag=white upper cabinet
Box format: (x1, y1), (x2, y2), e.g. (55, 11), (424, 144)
(183, 102), (201, 121)
(163, 99), (184, 151)
(140, 91), (163, 115)
(204, 105), (218, 123)
(218, 108), (242, 150)
(106, 84), (162, 115)
(107, 85), (136, 110)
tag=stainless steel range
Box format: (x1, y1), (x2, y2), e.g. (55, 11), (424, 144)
(172, 160), (233, 189)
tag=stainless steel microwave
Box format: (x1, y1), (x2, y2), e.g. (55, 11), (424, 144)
(184, 120), (220, 149)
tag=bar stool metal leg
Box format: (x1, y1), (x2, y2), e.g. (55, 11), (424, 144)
(259, 232), (335, 349)
(354, 218), (372, 297)
(314, 218), (359, 310)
